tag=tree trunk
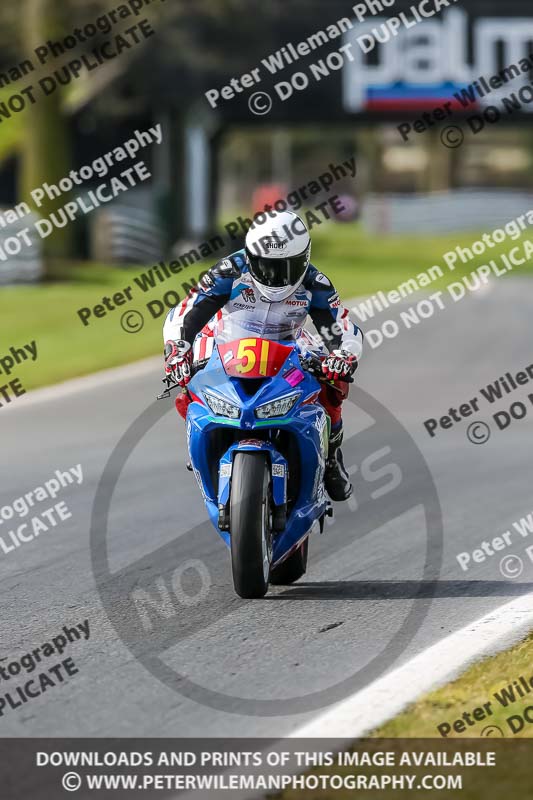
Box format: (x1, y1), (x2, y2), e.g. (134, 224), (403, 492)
(21, 0), (74, 265)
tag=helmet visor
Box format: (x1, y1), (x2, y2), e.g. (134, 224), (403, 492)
(246, 251), (309, 288)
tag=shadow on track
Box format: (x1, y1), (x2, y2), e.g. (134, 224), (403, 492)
(268, 580), (533, 600)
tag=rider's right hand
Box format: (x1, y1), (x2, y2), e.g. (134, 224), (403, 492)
(164, 340), (193, 387)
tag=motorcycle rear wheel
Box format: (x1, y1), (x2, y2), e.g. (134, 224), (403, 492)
(230, 452), (272, 599)
(270, 538), (309, 585)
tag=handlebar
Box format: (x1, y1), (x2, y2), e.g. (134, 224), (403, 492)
(299, 354), (323, 375)
(157, 375), (181, 400)
(157, 353), (354, 400)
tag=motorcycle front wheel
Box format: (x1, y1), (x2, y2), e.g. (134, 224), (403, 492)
(230, 452), (272, 599)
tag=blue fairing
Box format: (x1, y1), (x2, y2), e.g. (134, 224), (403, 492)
(186, 343), (330, 567)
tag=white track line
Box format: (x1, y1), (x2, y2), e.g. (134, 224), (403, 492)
(176, 596), (533, 800)
(289, 591), (533, 738)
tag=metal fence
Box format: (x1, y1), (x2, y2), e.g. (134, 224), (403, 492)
(90, 190), (164, 265)
(0, 214), (43, 285)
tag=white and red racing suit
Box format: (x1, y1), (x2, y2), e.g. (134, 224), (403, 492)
(163, 249), (364, 423)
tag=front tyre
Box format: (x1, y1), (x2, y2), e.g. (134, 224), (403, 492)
(230, 453), (272, 599)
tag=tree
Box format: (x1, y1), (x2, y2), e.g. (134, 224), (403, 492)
(2, 0), (325, 266)
(21, 0), (73, 259)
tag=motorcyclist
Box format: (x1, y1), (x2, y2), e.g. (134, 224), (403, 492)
(163, 210), (364, 501)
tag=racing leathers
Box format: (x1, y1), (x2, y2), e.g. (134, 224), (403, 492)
(163, 249), (364, 500)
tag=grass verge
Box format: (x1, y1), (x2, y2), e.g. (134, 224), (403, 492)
(1, 223), (531, 391)
(371, 632), (533, 739)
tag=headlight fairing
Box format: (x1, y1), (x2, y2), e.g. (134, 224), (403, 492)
(255, 393), (300, 419)
(204, 391), (241, 419)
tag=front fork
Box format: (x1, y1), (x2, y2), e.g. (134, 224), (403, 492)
(217, 442), (288, 533)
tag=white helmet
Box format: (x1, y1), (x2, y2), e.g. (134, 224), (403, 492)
(244, 210), (311, 302)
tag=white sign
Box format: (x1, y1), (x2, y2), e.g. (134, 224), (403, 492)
(343, 9), (533, 112)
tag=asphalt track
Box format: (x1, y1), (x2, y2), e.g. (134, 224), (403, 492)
(1, 277), (532, 738)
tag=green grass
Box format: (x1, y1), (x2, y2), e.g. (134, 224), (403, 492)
(310, 222), (532, 297)
(1, 224), (531, 391)
(371, 632), (533, 739)
(0, 259), (204, 390)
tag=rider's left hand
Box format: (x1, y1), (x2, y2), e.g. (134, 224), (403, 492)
(322, 350), (358, 382)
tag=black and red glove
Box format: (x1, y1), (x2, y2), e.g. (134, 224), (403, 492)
(164, 340), (193, 387)
(322, 350), (358, 382)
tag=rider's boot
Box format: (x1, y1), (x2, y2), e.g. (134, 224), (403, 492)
(324, 425), (353, 501)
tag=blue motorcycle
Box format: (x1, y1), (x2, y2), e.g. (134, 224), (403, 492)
(160, 331), (339, 598)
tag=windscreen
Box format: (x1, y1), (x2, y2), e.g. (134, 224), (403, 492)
(213, 310), (303, 345)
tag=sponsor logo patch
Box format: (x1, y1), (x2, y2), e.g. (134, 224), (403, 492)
(241, 287), (256, 303)
(263, 233), (289, 252)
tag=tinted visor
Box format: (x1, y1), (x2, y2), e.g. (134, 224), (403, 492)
(246, 250), (309, 288)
